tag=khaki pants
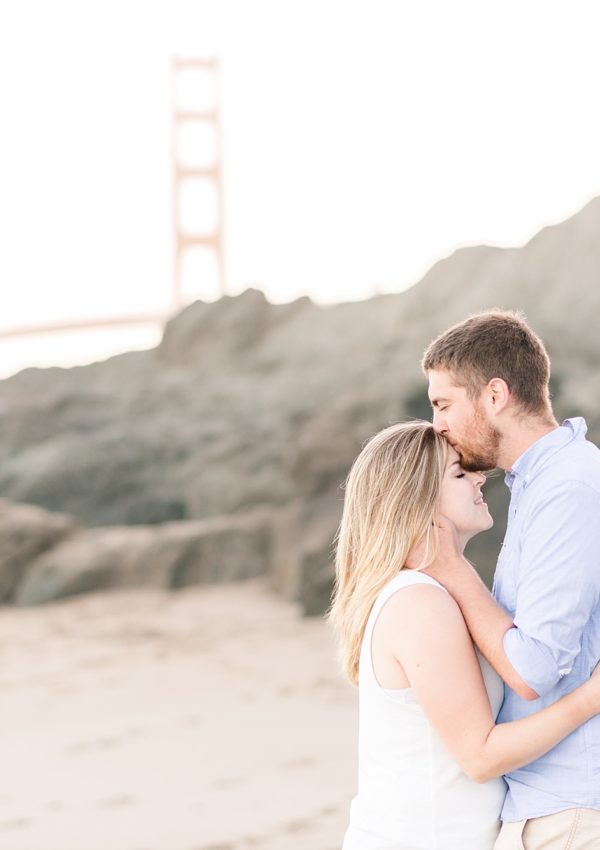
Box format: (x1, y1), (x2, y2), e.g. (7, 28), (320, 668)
(493, 808), (600, 850)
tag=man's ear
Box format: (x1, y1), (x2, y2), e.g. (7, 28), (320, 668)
(485, 378), (510, 415)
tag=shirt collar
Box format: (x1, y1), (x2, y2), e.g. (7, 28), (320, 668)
(504, 417), (587, 492)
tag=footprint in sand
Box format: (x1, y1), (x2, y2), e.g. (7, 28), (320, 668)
(0, 816), (33, 831)
(181, 714), (203, 728)
(193, 844), (235, 850)
(210, 775), (244, 790)
(97, 735), (121, 748)
(320, 804), (340, 816)
(283, 818), (311, 833)
(66, 728), (144, 754)
(64, 735), (120, 753)
(196, 844), (234, 850)
(97, 794), (135, 809)
(280, 755), (317, 770)
(65, 739), (91, 754)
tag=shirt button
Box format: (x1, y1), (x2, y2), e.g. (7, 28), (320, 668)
(559, 668), (571, 677)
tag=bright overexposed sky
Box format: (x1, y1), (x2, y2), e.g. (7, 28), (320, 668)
(1, 1), (600, 375)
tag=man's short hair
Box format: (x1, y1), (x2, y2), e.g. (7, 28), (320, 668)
(421, 310), (552, 416)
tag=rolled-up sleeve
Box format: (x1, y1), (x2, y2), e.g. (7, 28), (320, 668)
(503, 480), (600, 697)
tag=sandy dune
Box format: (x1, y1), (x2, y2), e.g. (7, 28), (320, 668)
(0, 579), (357, 850)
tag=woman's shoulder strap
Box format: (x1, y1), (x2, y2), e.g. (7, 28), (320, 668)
(379, 569), (448, 600)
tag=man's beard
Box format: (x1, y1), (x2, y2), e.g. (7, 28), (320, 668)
(454, 404), (501, 472)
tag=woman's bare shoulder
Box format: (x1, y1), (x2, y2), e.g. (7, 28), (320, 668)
(376, 580), (468, 650)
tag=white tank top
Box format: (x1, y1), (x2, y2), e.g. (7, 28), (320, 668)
(343, 570), (507, 850)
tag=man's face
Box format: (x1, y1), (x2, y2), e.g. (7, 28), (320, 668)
(427, 369), (501, 471)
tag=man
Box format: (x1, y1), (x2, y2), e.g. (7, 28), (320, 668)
(420, 310), (600, 849)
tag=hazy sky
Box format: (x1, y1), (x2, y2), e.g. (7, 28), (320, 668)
(1, 1), (600, 373)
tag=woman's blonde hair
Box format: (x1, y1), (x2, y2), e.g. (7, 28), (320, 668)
(327, 420), (448, 686)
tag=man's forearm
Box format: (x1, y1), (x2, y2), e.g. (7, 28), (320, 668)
(426, 557), (540, 700)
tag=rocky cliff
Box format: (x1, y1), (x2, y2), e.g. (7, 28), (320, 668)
(1, 197), (599, 610)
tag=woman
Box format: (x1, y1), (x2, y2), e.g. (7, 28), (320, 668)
(328, 421), (600, 850)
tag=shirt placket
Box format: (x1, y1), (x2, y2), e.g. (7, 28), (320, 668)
(493, 474), (525, 613)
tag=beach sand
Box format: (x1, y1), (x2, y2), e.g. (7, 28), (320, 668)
(0, 578), (357, 850)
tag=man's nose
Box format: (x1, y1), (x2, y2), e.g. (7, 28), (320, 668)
(432, 409), (447, 434)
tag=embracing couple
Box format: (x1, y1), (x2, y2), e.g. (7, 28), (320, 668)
(329, 311), (600, 850)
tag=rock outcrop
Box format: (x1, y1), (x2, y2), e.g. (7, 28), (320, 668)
(12, 506), (272, 607)
(0, 499), (77, 602)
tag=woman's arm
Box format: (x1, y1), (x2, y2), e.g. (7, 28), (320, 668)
(377, 583), (599, 783)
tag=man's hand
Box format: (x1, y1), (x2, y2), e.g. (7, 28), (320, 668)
(407, 518), (539, 700)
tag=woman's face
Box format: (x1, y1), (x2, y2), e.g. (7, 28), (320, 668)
(437, 446), (493, 542)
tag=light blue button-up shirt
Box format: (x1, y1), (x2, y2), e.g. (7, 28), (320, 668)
(493, 417), (600, 822)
